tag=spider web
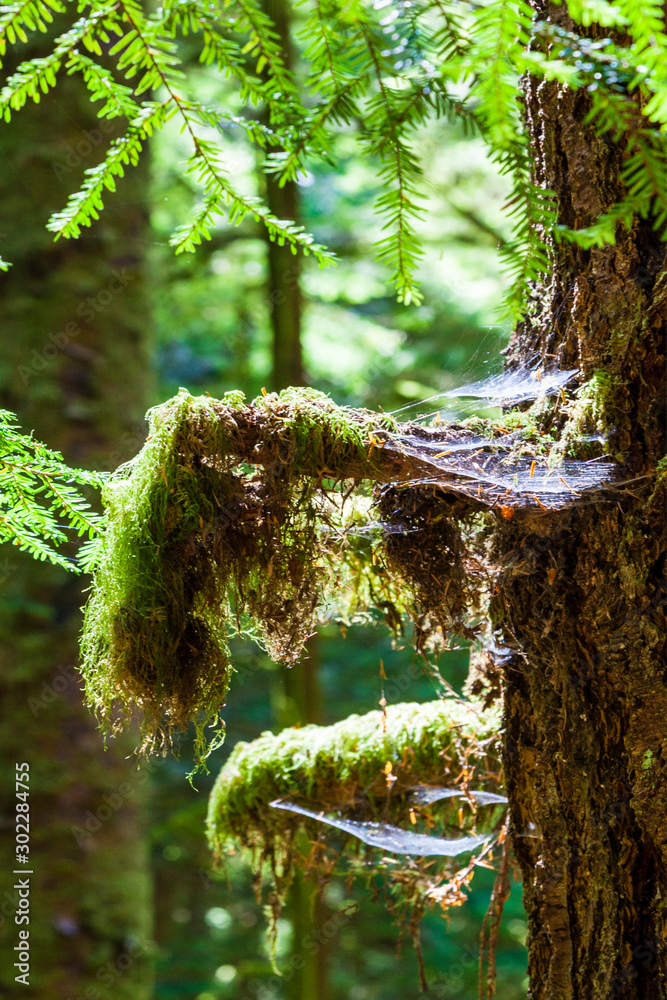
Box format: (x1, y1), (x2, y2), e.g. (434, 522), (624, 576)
(270, 798), (492, 857)
(378, 367), (618, 510)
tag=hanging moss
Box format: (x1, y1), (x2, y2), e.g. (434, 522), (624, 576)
(80, 391), (234, 759)
(80, 388), (407, 758)
(207, 698), (503, 957)
(377, 484), (474, 650)
(80, 381), (616, 760)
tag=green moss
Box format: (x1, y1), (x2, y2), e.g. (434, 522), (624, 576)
(208, 698), (501, 851)
(253, 386), (385, 477)
(549, 369), (619, 463)
(80, 388), (406, 762)
(221, 389), (246, 407)
(207, 698), (503, 950)
(79, 379), (624, 762)
(80, 390), (234, 763)
(644, 455), (667, 516)
(460, 408), (558, 457)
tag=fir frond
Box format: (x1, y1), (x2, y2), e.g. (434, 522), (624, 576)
(559, 131), (667, 247)
(265, 78), (365, 184)
(224, 0), (297, 99)
(430, 0), (470, 60)
(0, 48), (62, 117)
(0, 5), (120, 120)
(0, 0), (65, 67)
(355, 19), (431, 304)
(0, 410), (106, 572)
(169, 134), (337, 264)
(563, 0), (628, 29)
(47, 103), (173, 239)
(65, 51), (140, 118)
(459, 0), (557, 320)
(615, 0), (667, 126)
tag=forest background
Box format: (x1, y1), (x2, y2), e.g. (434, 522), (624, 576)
(1, 14), (537, 997)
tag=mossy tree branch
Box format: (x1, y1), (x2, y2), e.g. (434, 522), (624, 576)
(207, 699), (505, 964)
(79, 380), (634, 761)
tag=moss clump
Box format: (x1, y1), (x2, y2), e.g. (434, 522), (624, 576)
(80, 388), (403, 758)
(376, 485), (473, 646)
(207, 698), (503, 945)
(80, 390), (235, 760)
(208, 698), (502, 850)
(548, 369), (620, 462)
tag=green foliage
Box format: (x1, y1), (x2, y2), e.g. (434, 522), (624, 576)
(80, 384), (517, 766)
(539, 23), (667, 248)
(0, 0), (65, 59)
(79, 378), (619, 761)
(0, 0), (664, 318)
(167, 126), (335, 259)
(0, 409), (105, 571)
(79, 389), (234, 765)
(461, 0), (555, 318)
(147, 638), (527, 1000)
(149, 80), (511, 413)
(48, 103), (173, 238)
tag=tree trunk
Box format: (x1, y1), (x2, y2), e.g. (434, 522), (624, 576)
(260, 4), (330, 990)
(264, 0), (304, 391)
(497, 6), (667, 997)
(0, 67), (154, 998)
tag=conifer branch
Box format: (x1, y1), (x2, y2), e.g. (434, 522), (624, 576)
(0, 410), (105, 572)
(0, 0), (664, 315)
(113, 0), (332, 262)
(0, 0), (66, 66)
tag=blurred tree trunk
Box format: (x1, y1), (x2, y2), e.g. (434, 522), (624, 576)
(0, 62), (154, 999)
(264, 0), (303, 391)
(497, 5), (667, 997)
(266, 163), (303, 389)
(261, 2), (329, 995)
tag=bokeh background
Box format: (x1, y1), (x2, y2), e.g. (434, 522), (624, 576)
(0, 23), (528, 999)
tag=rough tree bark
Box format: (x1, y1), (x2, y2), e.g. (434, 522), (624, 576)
(496, 5), (666, 998)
